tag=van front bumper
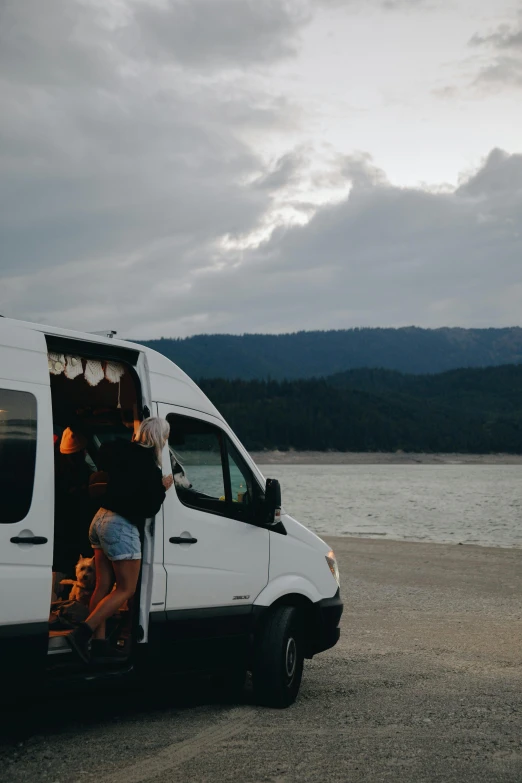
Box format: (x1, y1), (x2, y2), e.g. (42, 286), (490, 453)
(308, 588), (343, 657)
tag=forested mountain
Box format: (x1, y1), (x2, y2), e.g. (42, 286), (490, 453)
(199, 365), (522, 453)
(328, 365), (522, 417)
(137, 327), (522, 380)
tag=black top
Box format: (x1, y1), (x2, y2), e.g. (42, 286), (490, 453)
(54, 449), (96, 571)
(95, 439), (166, 526)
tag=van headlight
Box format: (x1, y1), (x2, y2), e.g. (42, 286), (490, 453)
(325, 550), (340, 587)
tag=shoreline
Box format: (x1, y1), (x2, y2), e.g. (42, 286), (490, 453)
(325, 533), (522, 554)
(324, 533), (522, 551)
(250, 449), (522, 465)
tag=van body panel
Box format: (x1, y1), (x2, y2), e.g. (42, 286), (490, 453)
(264, 514), (338, 604)
(0, 393), (54, 623)
(145, 345), (222, 419)
(0, 320), (51, 385)
(3, 317), (144, 354)
(151, 372), (219, 417)
(253, 572), (323, 605)
(0, 324), (54, 696)
(157, 402), (269, 616)
(0, 339), (54, 628)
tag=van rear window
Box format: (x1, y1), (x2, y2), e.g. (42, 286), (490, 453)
(0, 389), (37, 524)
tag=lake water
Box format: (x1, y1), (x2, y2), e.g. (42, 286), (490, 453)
(257, 464), (522, 549)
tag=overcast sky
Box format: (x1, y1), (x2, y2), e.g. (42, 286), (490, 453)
(1, 0), (521, 338)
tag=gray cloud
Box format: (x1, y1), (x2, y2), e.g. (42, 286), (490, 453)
(474, 57), (522, 88)
(253, 150), (305, 191)
(158, 149), (522, 336)
(1, 0), (521, 338)
(132, 0), (311, 68)
(470, 27), (522, 51)
(7, 148), (521, 338)
(469, 15), (522, 88)
(0, 0), (296, 284)
(321, 0), (433, 10)
(380, 0), (432, 7)
(0, 0), (320, 335)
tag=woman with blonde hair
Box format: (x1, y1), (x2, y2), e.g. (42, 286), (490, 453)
(68, 417), (173, 663)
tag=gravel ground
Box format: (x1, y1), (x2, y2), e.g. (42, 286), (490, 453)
(1, 537), (521, 783)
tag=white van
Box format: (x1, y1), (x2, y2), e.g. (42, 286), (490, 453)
(0, 317), (342, 709)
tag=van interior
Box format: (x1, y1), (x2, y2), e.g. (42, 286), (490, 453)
(46, 342), (142, 670)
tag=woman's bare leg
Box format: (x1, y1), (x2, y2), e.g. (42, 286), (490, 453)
(85, 559), (141, 634)
(89, 550), (114, 640)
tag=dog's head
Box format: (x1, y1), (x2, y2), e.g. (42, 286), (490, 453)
(75, 555), (95, 590)
(171, 454), (192, 489)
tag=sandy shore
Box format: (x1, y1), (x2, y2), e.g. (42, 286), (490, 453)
(2, 539), (521, 782)
(250, 450), (522, 465)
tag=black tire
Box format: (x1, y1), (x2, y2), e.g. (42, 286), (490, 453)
(252, 605), (304, 708)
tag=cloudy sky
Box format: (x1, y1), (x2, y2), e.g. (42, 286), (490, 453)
(1, 0), (521, 338)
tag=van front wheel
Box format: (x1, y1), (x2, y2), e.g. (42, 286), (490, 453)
(252, 605), (304, 708)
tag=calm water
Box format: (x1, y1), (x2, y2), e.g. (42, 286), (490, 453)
(258, 464), (522, 549)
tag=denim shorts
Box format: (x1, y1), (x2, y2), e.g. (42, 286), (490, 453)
(89, 508), (141, 562)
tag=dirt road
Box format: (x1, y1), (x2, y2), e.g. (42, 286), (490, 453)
(1, 538), (521, 783)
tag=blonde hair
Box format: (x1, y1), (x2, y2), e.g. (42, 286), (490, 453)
(134, 417), (170, 467)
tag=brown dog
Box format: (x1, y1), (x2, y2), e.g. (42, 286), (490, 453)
(60, 554), (96, 606)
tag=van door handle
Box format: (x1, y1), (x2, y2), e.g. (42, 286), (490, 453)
(10, 536), (48, 545)
(169, 536), (198, 544)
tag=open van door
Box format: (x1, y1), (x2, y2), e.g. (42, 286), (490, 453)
(0, 321), (54, 704)
(156, 403), (269, 672)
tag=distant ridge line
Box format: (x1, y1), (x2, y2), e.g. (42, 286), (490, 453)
(133, 325), (522, 340)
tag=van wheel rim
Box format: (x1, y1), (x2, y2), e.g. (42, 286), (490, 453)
(285, 637), (297, 680)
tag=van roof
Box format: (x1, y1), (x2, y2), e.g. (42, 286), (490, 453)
(1, 317), (222, 420)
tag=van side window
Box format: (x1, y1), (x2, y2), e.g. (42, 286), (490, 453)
(167, 414), (226, 516)
(166, 413), (260, 523)
(225, 436), (260, 523)
(0, 389), (37, 524)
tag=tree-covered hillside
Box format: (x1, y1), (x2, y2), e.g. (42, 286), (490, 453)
(199, 365), (522, 453)
(137, 326), (522, 380)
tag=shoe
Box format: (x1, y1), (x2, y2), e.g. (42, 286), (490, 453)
(67, 623), (93, 664)
(91, 639), (128, 663)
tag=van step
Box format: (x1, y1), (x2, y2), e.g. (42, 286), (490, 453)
(48, 631), (72, 655)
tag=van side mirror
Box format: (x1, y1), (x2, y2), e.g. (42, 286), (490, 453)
(263, 478), (282, 527)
